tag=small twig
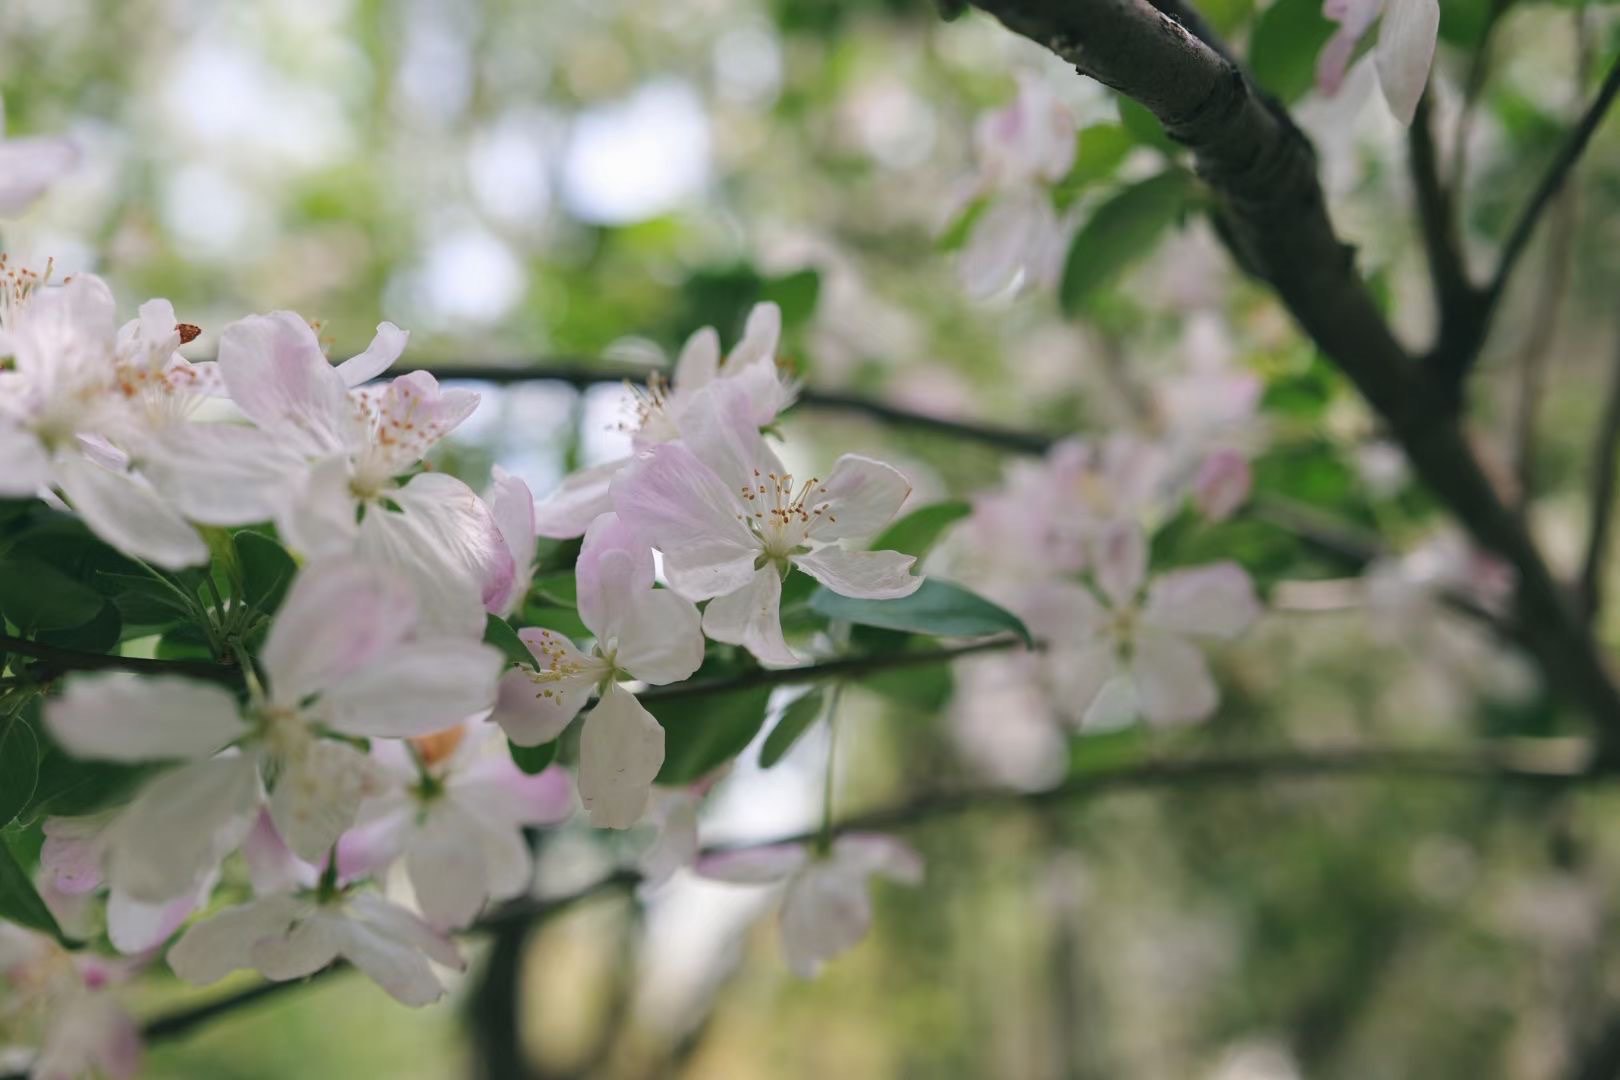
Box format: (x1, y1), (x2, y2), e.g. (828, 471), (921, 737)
(1578, 329), (1620, 621)
(1410, 90), (1479, 360)
(0, 634), (236, 683)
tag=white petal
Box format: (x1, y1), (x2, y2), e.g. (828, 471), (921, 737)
(1050, 640), (1122, 727)
(0, 423), (49, 495)
(694, 843), (809, 884)
(488, 656), (595, 748)
(48, 673), (246, 763)
(269, 739), (384, 862)
(958, 192), (1043, 299)
(250, 909), (345, 982)
(675, 378), (783, 493)
(1140, 562), (1261, 640)
(611, 442), (760, 600)
(322, 640), (503, 738)
(1375, 0), (1439, 125)
(807, 455), (912, 542)
(576, 511), (656, 640)
(262, 558), (418, 704)
(346, 890), (464, 970)
(614, 588), (706, 686)
(701, 567), (798, 667)
(1091, 519), (1147, 607)
(338, 896), (459, 1005)
(333, 322), (409, 386)
(168, 894), (309, 986)
(533, 458), (624, 540)
(405, 805), (491, 929)
(139, 422), (299, 526)
(107, 878), (207, 955)
(792, 546), (920, 600)
(243, 809), (321, 894)
(277, 454), (360, 559)
(105, 756), (260, 902)
(578, 687), (664, 830)
(217, 312), (354, 455)
(832, 833), (925, 885)
(52, 455), (207, 569)
(1131, 630), (1219, 727)
(487, 466), (537, 615)
(727, 301), (781, 371)
(673, 325), (720, 390)
(779, 863), (872, 978)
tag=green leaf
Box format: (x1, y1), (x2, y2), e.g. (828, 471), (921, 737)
(530, 570), (578, 608)
(649, 677), (772, 785)
(97, 571), (196, 627)
(1118, 98), (1177, 155)
(808, 578), (1033, 646)
(869, 500), (972, 561)
(484, 614), (535, 668)
(938, 195), (989, 251)
(759, 690), (825, 768)
(25, 747), (148, 823)
(0, 716), (40, 828)
(1059, 171), (1192, 315)
(235, 530), (296, 615)
(522, 605), (591, 641)
(36, 599), (122, 654)
(760, 268), (822, 327)
(0, 555), (107, 631)
(509, 739), (558, 775)
(1249, 0), (1336, 102)
(0, 840), (64, 940)
(1053, 124), (1133, 209)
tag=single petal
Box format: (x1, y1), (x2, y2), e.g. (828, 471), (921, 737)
(338, 896), (460, 1005)
(1018, 580), (1110, 647)
(261, 558), (418, 704)
(1091, 519), (1147, 607)
(614, 587), (706, 686)
(1131, 630), (1220, 727)
(216, 311), (355, 455)
(40, 815), (107, 896)
(702, 567), (798, 667)
(333, 322), (409, 386)
(47, 673), (246, 763)
(242, 808), (321, 894)
(958, 191), (1043, 299)
(277, 453), (361, 559)
(792, 546), (920, 600)
(405, 804), (491, 929)
(578, 687), (664, 830)
(638, 792), (700, 888)
(673, 325), (720, 390)
(726, 301), (781, 371)
(676, 378), (783, 493)
(268, 739), (385, 862)
(534, 458), (624, 540)
(139, 421), (300, 526)
(1140, 562), (1261, 640)
(800, 454), (913, 542)
(250, 909), (345, 981)
(611, 442), (759, 600)
(107, 878), (208, 955)
(576, 511), (656, 640)
(1375, 0), (1439, 125)
(354, 371), (479, 479)
(779, 862), (873, 978)
(1081, 672), (1141, 730)
(104, 756), (260, 903)
(321, 639), (503, 738)
(1192, 449), (1252, 523)
(1049, 639), (1122, 728)
(486, 466), (537, 615)
(0, 423), (50, 495)
(454, 758), (576, 827)
(695, 842), (809, 884)
(52, 455), (207, 569)
(1316, 0), (1383, 94)
(346, 890), (464, 970)
(168, 894), (309, 986)
(832, 833), (925, 886)
(488, 660), (595, 748)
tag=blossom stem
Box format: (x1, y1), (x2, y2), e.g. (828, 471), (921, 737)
(816, 686), (845, 856)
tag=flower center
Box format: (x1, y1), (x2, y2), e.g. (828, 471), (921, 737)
(738, 469), (832, 558)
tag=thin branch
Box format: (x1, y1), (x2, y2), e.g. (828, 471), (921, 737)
(0, 634), (237, 684)
(111, 739), (1604, 1057)
(1578, 329), (1620, 621)
(1508, 177), (1578, 514)
(1410, 89), (1479, 361)
(393, 361), (1058, 455)
(1459, 48), (1620, 380)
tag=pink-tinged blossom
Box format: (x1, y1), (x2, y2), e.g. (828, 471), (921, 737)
(1193, 449), (1253, 523)
(696, 834), (924, 977)
(491, 513), (704, 828)
(0, 925), (141, 1080)
(486, 466), (538, 616)
(972, 74), (1077, 190)
(534, 302), (797, 539)
(45, 560), (503, 900)
(0, 128), (79, 216)
(1316, 0), (1439, 125)
(142, 311), (511, 637)
(613, 382), (921, 665)
(338, 721), (574, 929)
(1027, 522), (1260, 729)
(0, 268), (207, 568)
(167, 889), (464, 1007)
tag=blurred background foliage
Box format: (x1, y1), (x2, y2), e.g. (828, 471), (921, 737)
(9, 0), (1620, 1076)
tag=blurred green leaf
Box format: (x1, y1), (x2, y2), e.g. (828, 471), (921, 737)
(36, 600), (122, 654)
(809, 579), (1032, 645)
(760, 689), (825, 768)
(0, 556), (105, 631)
(531, 570), (578, 608)
(1054, 124), (1134, 209)
(235, 530), (296, 615)
(938, 195), (989, 252)
(869, 500), (972, 560)
(484, 614), (534, 668)
(1119, 98), (1177, 155)
(1249, 0), (1336, 101)
(1060, 171), (1193, 315)
(0, 839), (64, 941)
(760, 268), (822, 328)
(0, 715), (40, 829)
(650, 671), (772, 784)
(509, 739), (558, 775)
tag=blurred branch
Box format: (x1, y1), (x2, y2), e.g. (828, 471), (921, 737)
(1410, 90), (1480, 364)
(962, 0), (1620, 745)
(1578, 331), (1620, 621)
(396, 360), (1059, 454)
(468, 918), (540, 1080)
(86, 739), (1600, 1061)
(1444, 47), (1620, 385)
(1569, 1009), (1620, 1080)
(0, 633), (238, 684)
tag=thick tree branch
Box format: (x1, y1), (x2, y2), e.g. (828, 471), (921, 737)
(102, 739), (1600, 1059)
(964, 0), (1620, 744)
